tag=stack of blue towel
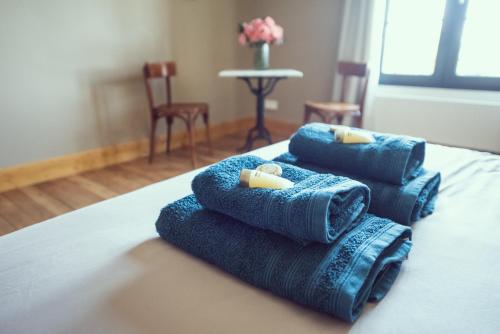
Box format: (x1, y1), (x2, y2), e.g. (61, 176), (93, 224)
(156, 154), (413, 322)
(275, 123), (441, 225)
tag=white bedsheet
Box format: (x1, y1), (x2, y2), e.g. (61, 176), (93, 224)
(1, 141), (499, 334)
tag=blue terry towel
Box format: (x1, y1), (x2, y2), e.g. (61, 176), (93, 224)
(156, 195), (412, 323)
(191, 155), (370, 244)
(274, 152), (440, 225)
(289, 123), (426, 185)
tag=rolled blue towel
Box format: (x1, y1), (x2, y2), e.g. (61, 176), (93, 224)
(191, 155), (370, 244)
(274, 152), (440, 225)
(289, 123), (426, 185)
(156, 195), (412, 323)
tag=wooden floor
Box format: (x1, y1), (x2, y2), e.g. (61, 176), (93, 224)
(0, 130), (292, 236)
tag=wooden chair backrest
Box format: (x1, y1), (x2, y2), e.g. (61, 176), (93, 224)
(337, 61), (369, 112)
(143, 62), (176, 110)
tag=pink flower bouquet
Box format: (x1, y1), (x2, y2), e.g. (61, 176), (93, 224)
(238, 17), (284, 46)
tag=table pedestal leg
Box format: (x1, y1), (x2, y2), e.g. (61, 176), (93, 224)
(238, 77), (283, 152)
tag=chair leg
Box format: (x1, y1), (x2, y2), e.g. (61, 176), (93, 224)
(186, 117), (197, 168)
(166, 116), (173, 154)
(317, 111), (328, 124)
(202, 110), (212, 154)
(354, 115), (363, 128)
(303, 107), (312, 124)
(335, 115), (344, 125)
(324, 115), (334, 124)
(148, 117), (158, 164)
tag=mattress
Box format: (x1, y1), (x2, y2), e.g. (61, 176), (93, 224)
(1, 141), (499, 334)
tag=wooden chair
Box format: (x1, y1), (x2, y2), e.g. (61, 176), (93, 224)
(143, 61), (211, 166)
(304, 61), (369, 127)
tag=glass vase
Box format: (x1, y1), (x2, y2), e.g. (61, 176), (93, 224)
(253, 43), (270, 70)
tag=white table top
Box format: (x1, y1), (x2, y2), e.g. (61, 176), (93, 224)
(219, 69), (303, 78)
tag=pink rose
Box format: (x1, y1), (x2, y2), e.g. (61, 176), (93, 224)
(248, 28), (261, 43)
(251, 20), (264, 32)
(257, 24), (272, 43)
(238, 17), (285, 46)
(271, 25), (284, 43)
(251, 18), (264, 27)
(264, 16), (276, 28)
(243, 22), (253, 36)
(238, 33), (247, 46)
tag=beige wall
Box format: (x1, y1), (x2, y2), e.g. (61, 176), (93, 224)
(0, 0), (347, 168)
(169, 0), (239, 124)
(0, 0), (239, 168)
(235, 0), (345, 123)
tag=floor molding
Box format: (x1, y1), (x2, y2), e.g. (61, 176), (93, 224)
(0, 117), (256, 192)
(0, 128), (295, 236)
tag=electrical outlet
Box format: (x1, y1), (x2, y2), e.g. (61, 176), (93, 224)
(265, 99), (279, 110)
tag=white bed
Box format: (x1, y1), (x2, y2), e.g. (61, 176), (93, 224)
(1, 141), (500, 334)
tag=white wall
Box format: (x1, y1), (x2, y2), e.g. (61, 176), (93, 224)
(0, 0), (240, 168)
(367, 86), (500, 153)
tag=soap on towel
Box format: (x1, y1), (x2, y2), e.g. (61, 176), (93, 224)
(289, 123), (426, 185)
(191, 155), (370, 244)
(156, 195), (412, 323)
(274, 152), (440, 225)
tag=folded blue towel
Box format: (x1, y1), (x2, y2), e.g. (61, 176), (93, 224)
(156, 195), (412, 323)
(274, 152), (440, 225)
(191, 155), (370, 244)
(289, 123), (426, 185)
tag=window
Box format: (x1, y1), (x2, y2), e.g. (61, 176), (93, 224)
(379, 0), (500, 91)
